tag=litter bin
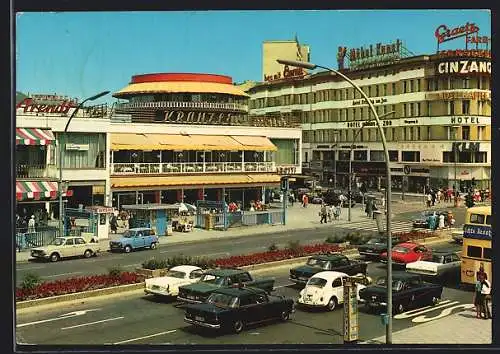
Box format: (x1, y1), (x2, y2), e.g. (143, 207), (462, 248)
(373, 210), (383, 233)
(204, 214), (214, 230)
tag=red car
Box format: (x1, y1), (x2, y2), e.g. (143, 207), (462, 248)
(380, 242), (432, 266)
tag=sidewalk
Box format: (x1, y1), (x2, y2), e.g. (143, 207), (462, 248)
(14, 201), (450, 264)
(362, 310), (492, 344)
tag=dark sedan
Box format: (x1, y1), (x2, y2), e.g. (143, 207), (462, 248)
(184, 286), (294, 334)
(359, 272), (443, 315)
(357, 236), (402, 259)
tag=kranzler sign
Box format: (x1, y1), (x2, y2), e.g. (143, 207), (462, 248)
(16, 98), (76, 114)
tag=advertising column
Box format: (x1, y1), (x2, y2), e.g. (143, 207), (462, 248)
(343, 280), (359, 344)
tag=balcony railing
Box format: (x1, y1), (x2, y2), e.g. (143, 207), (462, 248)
(111, 162), (277, 175)
(115, 101), (248, 112)
(16, 164), (58, 179)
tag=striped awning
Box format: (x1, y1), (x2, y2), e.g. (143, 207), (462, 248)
(16, 128), (56, 146)
(16, 181), (74, 202)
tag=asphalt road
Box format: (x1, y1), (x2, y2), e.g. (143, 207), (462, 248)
(15, 208), (465, 285)
(16, 249), (469, 346)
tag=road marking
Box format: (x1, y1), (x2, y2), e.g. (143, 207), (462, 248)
(274, 283), (296, 289)
(394, 300), (458, 319)
(61, 316), (124, 330)
(412, 303), (474, 323)
(43, 272), (82, 278)
(19, 266), (45, 271)
(392, 299), (452, 318)
(17, 309), (101, 328)
(113, 330), (177, 344)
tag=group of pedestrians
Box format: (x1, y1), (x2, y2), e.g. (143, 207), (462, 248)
(474, 264), (492, 320)
(16, 207), (50, 233)
(319, 203), (341, 223)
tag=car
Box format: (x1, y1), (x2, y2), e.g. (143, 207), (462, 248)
(297, 271), (371, 311)
(184, 286), (295, 334)
(109, 227), (158, 253)
(289, 253), (368, 285)
(144, 265), (204, 298)
(177, 268), (275, 304)
(30, 236), (101, 262)
(357, 236), (402, 259)
(322, 190), (356, 207)
(310, 196), (323, 204)
(452, 229), (464, 244)
(359, 272), (443, 314)
(380, 242), (432, 267)
(406, 251), (461, 280)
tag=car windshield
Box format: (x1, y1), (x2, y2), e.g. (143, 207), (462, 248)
(307, 277), (328, 288)
(207, 293), (239, 308)
(200, 274), (226, 285)
(393, 246), (410, 253)
(306, 258), (330, 269)
(165, 270), (186, 279)
(122, 230), (134, 238)
(367, 238), (383, 244)
(430, 255), (445, 263)
(50, 238), (65, 246)
(375, 277), (403, 291)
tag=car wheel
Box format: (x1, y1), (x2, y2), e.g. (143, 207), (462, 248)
(150, 242), (157, 250)
(84, 249), (93, 258)
(326, 297), (338, 311)
(395, 303), (405, 314)
(50, 252), (60, 262)
(431, 296), (440, 305)
(280, 310), (290, 321)
(233, 320), (244, 334)
(124, 245), (132, 253)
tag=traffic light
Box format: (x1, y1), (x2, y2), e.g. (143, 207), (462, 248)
(280, 177), (289, 191)
(465, 193), (475, 208)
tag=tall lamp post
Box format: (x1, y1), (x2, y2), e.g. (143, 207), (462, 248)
(277, 59), (394, 344)
(58, 91), (110, 238)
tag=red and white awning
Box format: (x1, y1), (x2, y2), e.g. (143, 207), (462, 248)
(16, 181), (73, 202)
(16, 128), (55, 146)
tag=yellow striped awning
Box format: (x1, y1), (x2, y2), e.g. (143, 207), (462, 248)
(114, 82), (249, 98)
(111, 174), (281, 189)
(111, 134), (277, 151)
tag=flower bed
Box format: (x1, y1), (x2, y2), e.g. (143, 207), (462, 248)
(16, 272), (143, 302)
(394, 231), (434, 243)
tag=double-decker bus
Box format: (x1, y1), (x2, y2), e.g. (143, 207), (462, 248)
(461, 206), (492, 286)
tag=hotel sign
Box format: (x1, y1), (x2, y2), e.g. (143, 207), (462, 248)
(347, 119), (393, 128)
(426, 91), (490, 101)
(347, 39), (402, 70)
(438, 49), (491, 59)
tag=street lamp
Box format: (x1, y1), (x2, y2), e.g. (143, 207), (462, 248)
(58, 91), (110, 239)
(452, 125), (460, 193)
(277, 59), (394, 344)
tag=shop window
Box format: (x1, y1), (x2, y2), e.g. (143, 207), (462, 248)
(389, 150), (398, 161)
(462, 126), (470, 140)
(353, 150), (367, 161)
(402, 151), (420, 162)
(466, 245), (482, 258)
(339, 150), (350, 161)
(475, 152), (487, 163)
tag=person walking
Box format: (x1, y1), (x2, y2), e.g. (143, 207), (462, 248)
(438, 213), (445, 229)
(474, 275), (485, 319)
(481, 275), (492, 319)
(28, 215), (36, 233)
(302, 193), (307, 208)
(319, 203), (328, 224)
(110, 214), (118, 234)
(426, 193), (432, 208)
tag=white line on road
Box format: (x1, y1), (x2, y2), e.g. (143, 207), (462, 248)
(160, 246), (191, 254)
(43, 272), (82, 278)
(19, 266), (45, 271)
(17, 309), (101, 328)
(61, 316), (124, 330)
(394, 300), (458, 320)
(113, 330), (177, 344)
(393, 299), (452, 318)
(274, 283), (296, 289)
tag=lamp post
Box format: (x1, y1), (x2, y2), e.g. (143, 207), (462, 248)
(58, 91), (110, 239)
(452, 125), (460, 193)
(277, 59), (394, 344)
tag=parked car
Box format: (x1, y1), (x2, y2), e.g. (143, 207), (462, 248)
(357, 236), (403, 259)
(359, 272), (443, 314)
(322, 189), (356, 207)
(310, 196), (323, 204)
(144, 265), (204, 298)
(184, 286), (294, 334)
(380, 242), (432, 267)
(177, 268), (275, 304)
(30, 236), (101, 262)
(289, 253), (368, 285)
(452, 229), (464, 244)
(109, 227), (158, 253)
(297, 271), (371, 311)
(406, 251), (461, 281)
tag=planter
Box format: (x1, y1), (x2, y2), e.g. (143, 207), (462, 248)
(136, 268), (169, 278)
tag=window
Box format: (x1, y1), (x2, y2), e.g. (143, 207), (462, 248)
(237, 272), (252, 283)
(60, 133), (106, 169)
(478, 101), (483, 115)
(345, 109), (349, 121)
(353, 108), (357, 120)
(402, 151), (420, 162)
(403, 81), (407, 93)
(470, 213), (486, 224)
(409, 103), (414, 116)
(467, 245), (482, 258)
(392, 83), (396, 95)
(451, 254), (460, 262)
(370, 150), (385, 161)
(403, 104), (407, 117)
(403, 127), (407, 140)
(463, 77), (470, 89)
(392, 104), (396, 115)
(462, 126), (470, 140)
(409, 80), (414, 92)
(462, 100), (470, 114)
(443, 152), (454, 162)
(486, 215), (491, 225)
(483, 248), (492, 260)
(65, 238), (74, 245)
(389, 150), (398, 161)
(427, 126), (431, 140)
(391, 128), (397, 142)
(448, 101), (455, 115)
(383, 84), (387, 96)
(332, 278), (342, 287)
(427, 101), (432, 116)
(416, 127), (421, 140)
(416, 102), (421, 116)
(353, 150), (368, 161)
(376, 85), (379, 97)
(75, 238), (86, 245)
(368, 86), (372, 97)
(190, 270), (204, 279)
(416, 79), (421, 92)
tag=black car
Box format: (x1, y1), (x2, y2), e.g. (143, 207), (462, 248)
(322, 190), (356, 207)
(357, 236), (402, 259)
(358, 272), (443, 315)
(184, 286), (295, 334)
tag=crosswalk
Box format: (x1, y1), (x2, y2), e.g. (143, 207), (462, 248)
(336, 219), (413, 233)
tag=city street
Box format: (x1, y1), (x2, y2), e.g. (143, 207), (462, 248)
(16, 253), (471, 345)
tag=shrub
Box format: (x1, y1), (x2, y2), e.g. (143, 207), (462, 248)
(108, 266), (123, 278)
(286, 240), (302, 254)
(326, 233), (346, 244)
(194, 256), (216, 269)
(21, 272), (41, 291)
(142, 258), (169, 270)
(268, 243), (279, 251)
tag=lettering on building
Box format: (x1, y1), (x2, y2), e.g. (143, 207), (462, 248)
(16, 98), (76, 114)
(450, 116), (479, 125)
(346, 39), (402, 70)
(437, 60), (491, 75)
(438, 49), (491, 59)
(434, 22), (480, 43)
(277, 166), (297, 175)
(347, 119), (392, 128)
(264, 65), (305, 82)
(352, 97), (388, 106)
(404, 119), (419, 124)
(452, 142), (480, 152)
(422, 158), (440, 162)
(426, 91), (490, 101)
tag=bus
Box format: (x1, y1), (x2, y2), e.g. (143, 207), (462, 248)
(461, 206), (492, 287)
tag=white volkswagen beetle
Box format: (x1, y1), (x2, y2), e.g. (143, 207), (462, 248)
(144, 265), (204, 298)
(297, 271), (370, 311)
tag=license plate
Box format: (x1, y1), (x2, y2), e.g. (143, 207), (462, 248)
(195, 316), (204, 321)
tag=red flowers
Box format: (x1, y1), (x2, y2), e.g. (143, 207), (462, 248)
(213, 243), (346, 268)
(16, 272), (142, 302)
(394, 231), (431, 243)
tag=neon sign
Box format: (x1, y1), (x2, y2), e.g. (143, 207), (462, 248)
(434, 22), (480, 43)
(16, 98), (76, 114)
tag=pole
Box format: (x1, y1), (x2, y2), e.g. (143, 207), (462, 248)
(282, 177), (288, 225)
(348, 148), (352, 222)
(402, 175), (405, 201)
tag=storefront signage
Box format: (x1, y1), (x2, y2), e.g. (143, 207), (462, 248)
(463, 224), (491, 240)
(352, 97), (387, 106)
(450, 116), (480, 125)
(264, 65), (305, 82)
(426, 91), (490, 100)
(65, 143), (90, 151)
(437, 60), (491, 75)
(467, 34), (490, 44)
(347, 119), (392, 128)
(438, 49), (491, 58)
(452, 141), (480, 152)
(277, 165), (297, 175)
(16, 98), (76, 114)
(348, 39), (402, 70)
(403, 119), (419, 124)
(435, 22), (479, 44)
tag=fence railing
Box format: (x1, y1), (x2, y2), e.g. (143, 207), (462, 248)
(116, 101), (248, 112)
(15, 227), (59, 251)
(16, 164), (58, 179)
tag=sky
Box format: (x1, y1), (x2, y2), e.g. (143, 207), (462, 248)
(16, 10), (491, 105)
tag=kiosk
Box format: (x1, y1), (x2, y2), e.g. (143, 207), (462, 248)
(122, 203), (174, 236)
(65, 206), (115, 240)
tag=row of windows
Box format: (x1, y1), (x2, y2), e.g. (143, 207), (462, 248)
(250, 77), (491, 108)
(129, 93), (246, 104)
(442, 151), (488, 163)
(466, 245), (491, 260)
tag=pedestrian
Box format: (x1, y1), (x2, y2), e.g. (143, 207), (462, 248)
(327, 205), (333, 222)
(320, 203), (327, 224)
(334, 204), (340, 220)
(446, 211), (454, 228)
(431, 191), (436, 206)
(438, 213), (445, 229)
(28, 215), (36, 233)
(365, 199), (373, 218)
(437, 189), (442, 204)
(289, 193), (294, 206)
(481, 274), (492, 319)
(474, 275), (485, 319)
(426, 193), (432, 208)
(304, 194), (309, 208)
(302, 193), (306, 208)
(110, 214), (118, 234)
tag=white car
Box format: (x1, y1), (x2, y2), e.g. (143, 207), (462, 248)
(144, 265), (204, 297)
(297, 271), (370, 311)
(406, 251), (461, 278)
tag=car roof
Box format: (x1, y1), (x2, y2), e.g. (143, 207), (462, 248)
(311, 271), (348, 280)
(128, 227), (152, 231)
(213, 286), (266, 297)
(309, 253), (344, 261)
(391, 271), (422, 280)
(170, 265), (202, 272)
(204, 268), (244, 276)
(395, 242), (421, 248)
(432, 250), (457, 256)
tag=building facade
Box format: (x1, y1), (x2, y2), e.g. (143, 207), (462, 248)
(248, 49), (491, 193)
(262, 39), (310, 82)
